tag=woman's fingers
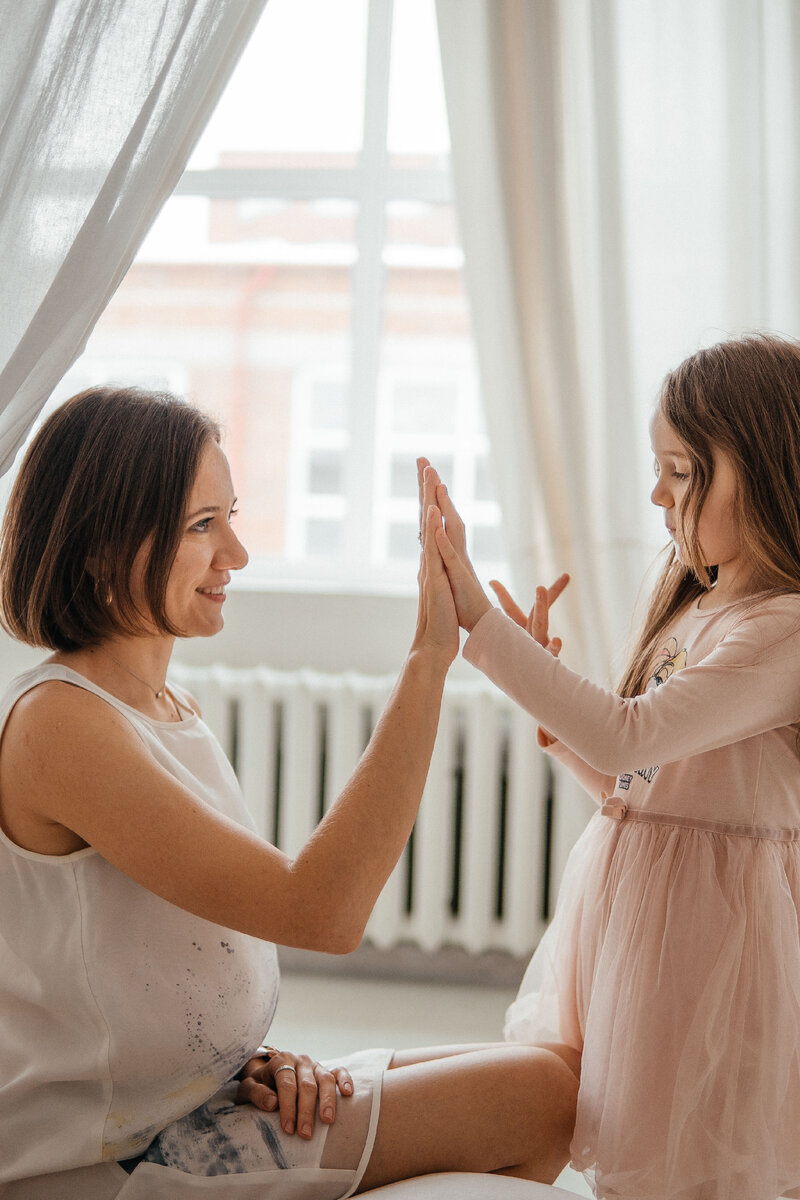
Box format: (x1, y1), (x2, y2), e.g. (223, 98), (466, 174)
(314, 1063), (353, 1125)
(236, 1054), (355, 1137)
(414, 502), (459, 660)
(417, 456), (430, 526)
(331, 1065), (354, 1099)
(417, 460), (440, 549)
(293, 1056), (325, 1138)
(272, 1057), (301, 1134)
(273, 1054), (326, 1138)
(235, 1073), (278, 1112)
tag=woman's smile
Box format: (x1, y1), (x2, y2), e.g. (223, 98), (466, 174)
(196, 584), (228, 603)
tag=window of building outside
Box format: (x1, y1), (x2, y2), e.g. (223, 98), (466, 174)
(41, 0), (508, 592)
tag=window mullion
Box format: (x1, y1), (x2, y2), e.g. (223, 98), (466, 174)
(343, 0), (394, 568)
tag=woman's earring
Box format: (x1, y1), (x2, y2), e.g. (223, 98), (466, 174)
(95, 577), (113, 606)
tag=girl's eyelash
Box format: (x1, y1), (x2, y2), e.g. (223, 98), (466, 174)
(653, 461), (690, 482)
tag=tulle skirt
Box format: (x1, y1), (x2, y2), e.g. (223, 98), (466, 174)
(505, 807), (800, 1200)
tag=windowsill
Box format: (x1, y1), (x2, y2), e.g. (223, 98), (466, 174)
(230, 568), (418, 599)
(231, 558), (510, 599)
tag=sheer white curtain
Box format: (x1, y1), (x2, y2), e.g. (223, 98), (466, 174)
(0, 0), (267, 477)
(436, 0), (800, 680)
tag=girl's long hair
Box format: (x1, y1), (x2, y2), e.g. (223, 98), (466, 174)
(618, 333), (800, 697)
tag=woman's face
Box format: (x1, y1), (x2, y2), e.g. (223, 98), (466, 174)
(131, 440), (248, 638)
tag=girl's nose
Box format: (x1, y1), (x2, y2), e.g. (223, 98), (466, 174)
(651, 477), (671, 508)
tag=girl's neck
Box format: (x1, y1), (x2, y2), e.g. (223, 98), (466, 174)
(697, 563), (759, 610)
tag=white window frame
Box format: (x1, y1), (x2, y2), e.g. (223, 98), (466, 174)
(172, 0), (466, 591)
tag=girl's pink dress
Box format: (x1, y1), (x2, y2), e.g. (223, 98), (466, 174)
(464, 594), (800, 1200)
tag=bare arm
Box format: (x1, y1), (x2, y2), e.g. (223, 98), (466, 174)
(424, 463), (800, 773)
(0, 476), (458, 955)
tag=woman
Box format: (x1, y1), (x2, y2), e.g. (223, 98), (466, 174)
(0, 387), (576, 1199)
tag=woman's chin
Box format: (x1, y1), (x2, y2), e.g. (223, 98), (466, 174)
(172, 612), (226, 640)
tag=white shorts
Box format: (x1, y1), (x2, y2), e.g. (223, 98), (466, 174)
(2, 1049), (393, 1200)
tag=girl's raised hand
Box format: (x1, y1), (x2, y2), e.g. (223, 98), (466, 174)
(490, 573), (569, 650)
(411, 458), (459, 664)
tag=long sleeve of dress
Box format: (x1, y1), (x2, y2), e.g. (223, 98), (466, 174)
(545, 741), (618, 804)
(463, 602), (800, 776)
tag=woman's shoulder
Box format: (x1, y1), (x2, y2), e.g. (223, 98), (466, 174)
(1, 664), (140, 746)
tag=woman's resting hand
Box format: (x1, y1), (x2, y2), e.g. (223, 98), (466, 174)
(236, 1049), (354, 1138)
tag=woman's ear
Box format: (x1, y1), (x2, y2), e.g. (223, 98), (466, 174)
(85, 556), (99, 580)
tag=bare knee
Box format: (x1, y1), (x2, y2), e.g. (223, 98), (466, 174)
(534, 1048), (578, 1139)
(537, 1040), (582, 1082)
(512, 1047), (578, 1181)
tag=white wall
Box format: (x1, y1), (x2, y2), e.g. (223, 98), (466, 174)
(0, 586), (477, 690)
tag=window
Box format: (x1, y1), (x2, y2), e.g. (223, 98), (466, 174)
(52, 0), (507, 589)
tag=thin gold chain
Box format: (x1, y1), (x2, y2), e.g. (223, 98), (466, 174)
(93, 649), (187, 721)
(99, 647), (166, 698)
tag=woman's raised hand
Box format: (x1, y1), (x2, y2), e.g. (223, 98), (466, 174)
(490, 574), (569, 748)
(236, 1049), (354, 1138)
(418, 460), (493, 632)
(412, 458), (460, 664)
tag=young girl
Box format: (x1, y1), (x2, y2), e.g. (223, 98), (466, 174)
(0, 387), (578, 1199)
(429, 332), (800, 1200)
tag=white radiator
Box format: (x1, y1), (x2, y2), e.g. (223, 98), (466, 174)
(172, 665), (560, 958)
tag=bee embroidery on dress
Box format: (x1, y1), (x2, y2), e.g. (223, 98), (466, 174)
(649, 636), (688, 688)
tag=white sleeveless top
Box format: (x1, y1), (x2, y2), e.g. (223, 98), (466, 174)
(0, 664), (279, 1184)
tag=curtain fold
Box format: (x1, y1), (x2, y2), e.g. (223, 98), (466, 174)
(0, 0), (268, 477)
(436, 0), (647, 682)
(436, 0), (800, 681)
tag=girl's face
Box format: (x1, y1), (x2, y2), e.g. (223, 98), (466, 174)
(650, 409), (744, 582)
(130, 440), (248, 638)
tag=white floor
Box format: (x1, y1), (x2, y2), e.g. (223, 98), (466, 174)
(269, 968), (593, 1197)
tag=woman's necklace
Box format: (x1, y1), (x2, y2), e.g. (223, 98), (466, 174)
(99, 648), (168, 700)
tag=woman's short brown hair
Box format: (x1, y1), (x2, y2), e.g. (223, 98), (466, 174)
(0, 386), (221, 651)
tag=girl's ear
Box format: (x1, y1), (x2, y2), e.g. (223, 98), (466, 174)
(85, 556), (99, 580)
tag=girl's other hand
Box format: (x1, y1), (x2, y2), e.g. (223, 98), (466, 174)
(418, 460), (492, 633)
(489, 575), (569, 748)
(489, 574), (569, 649)
(411, 458), (459, 664)
(236, 1050), (354, 1137)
